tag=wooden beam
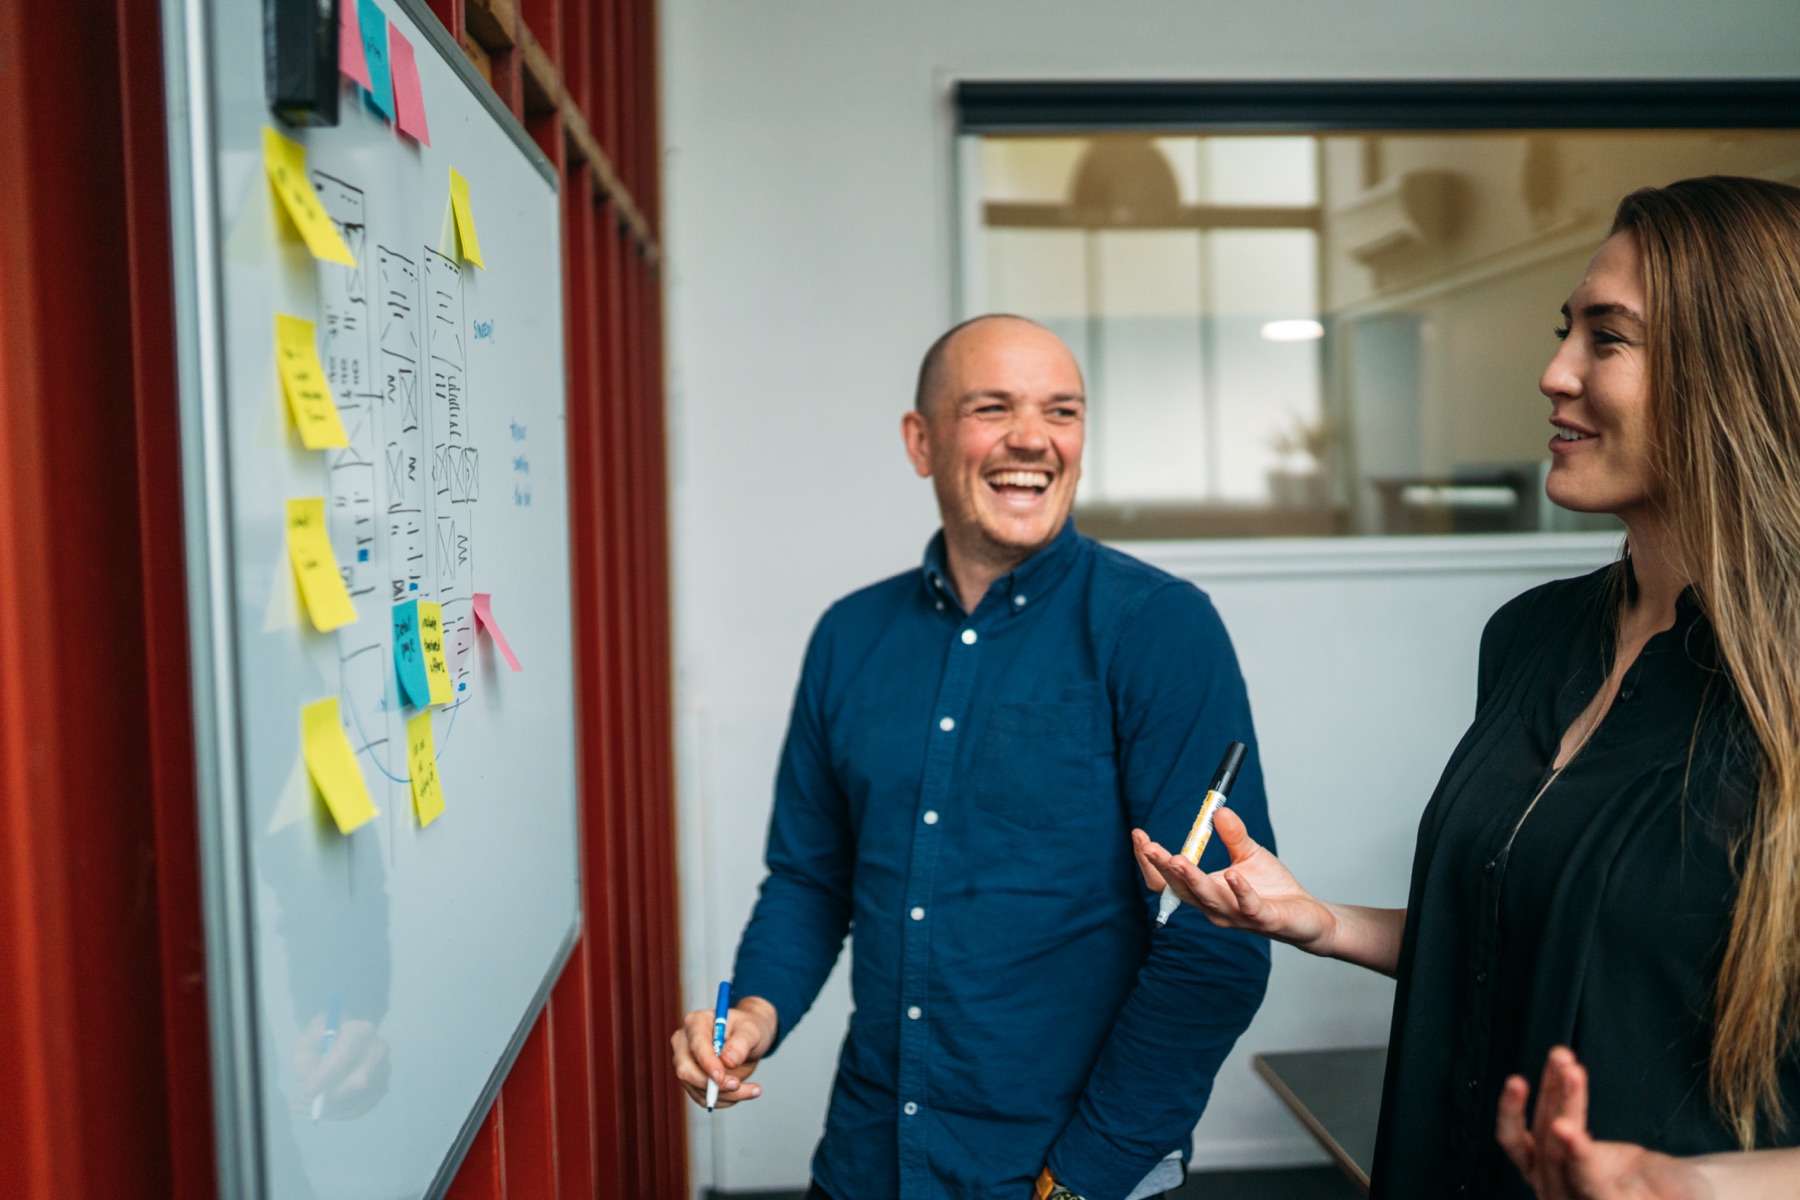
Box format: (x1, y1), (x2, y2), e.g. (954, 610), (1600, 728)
(559, 101), (658, 260)
(520, 24), (560, 117)
(459, 30), (494, 85)
(464, 0), (516, 51)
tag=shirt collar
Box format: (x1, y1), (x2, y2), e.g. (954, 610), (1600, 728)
(920, 518), (1082, 617)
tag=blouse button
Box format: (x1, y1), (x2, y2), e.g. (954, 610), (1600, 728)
(961, 629), (977, 645)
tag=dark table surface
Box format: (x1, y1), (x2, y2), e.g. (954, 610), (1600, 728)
(1251, 1047), (1387, 1195)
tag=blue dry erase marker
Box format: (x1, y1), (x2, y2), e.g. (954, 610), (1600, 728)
(312, 995), (342, 1122)
(705, 980), (730, 1112)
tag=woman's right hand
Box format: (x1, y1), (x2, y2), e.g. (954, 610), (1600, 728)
(1132, 809), (1340, 955)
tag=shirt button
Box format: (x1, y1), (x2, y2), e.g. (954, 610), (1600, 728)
(960, 629), (977, 645)
(903, 1101), (919, 1116)
(910, 906), (925, 921)
(923, 810), (939, 825)
(907, 1005), (922, 1020)
(935, 601), (944, 611)
(1475, 971), (1488, 985)
(1483, 860), (1496, 874)
(1014, 594), (1028, 607)
(1468, 1077), (1480, 1091)
(938, 716), (955, 732)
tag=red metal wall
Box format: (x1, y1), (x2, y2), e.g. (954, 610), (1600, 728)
(0, 1), (682, 1197)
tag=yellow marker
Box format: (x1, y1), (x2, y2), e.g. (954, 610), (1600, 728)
(418, 600), (455, 704)
(448, 168), (485, 268)
(274, 314), (350, 449)
(262, 126), (357, 266)
(286, 498), (358, 631)
(1158, 742), (1249, 926)
(406, 709), (446, 826)
(301, 697), (379, 834)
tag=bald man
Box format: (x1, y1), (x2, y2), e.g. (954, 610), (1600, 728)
(671, 316), (1274, 1200)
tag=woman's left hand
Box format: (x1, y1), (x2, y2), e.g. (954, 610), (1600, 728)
(1495, 1047), (1714, 1200)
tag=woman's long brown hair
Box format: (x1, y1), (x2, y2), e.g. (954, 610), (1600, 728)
(1614, 175), (1800, 1145)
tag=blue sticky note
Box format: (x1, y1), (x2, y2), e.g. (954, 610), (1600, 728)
(358, 0), (395, 121)
(392, 600), (431, 707)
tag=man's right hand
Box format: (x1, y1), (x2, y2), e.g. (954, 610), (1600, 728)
(670, 995), (779, 1110)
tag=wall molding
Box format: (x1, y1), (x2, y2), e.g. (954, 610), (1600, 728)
(1115, 531), (1623, 582)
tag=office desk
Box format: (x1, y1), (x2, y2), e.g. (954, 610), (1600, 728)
(1251, 1047), (1387, 1195)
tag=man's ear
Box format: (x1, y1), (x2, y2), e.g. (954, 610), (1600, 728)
(900, 410), (933, 479)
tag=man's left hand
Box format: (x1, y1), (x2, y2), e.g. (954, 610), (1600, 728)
(1495, 1046), (1713, 1200)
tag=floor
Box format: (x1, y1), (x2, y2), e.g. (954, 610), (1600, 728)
(1170, 1167), (1363, 1199)
(709, 1167), (1365, 1200)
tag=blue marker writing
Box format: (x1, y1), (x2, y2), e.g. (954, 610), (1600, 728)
(705, 980), (730, 1113)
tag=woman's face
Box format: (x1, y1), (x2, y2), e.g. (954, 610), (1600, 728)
(1540, 231), (1658, 518)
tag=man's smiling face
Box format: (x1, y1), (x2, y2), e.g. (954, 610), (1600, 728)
(903, 318), (1086, 567)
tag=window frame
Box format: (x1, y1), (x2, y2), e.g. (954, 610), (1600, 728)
(953, 78), (1800, 550)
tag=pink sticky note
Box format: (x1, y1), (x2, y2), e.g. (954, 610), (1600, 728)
(472, 593), (521, 672)
(339, 0), (373, 91)
(389, 24), (430, 146)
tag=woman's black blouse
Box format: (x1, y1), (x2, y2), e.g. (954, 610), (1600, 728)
(1369, 566), (1800, 1198)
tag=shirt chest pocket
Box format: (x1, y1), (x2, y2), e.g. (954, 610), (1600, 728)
(974, 700), (1108, 830)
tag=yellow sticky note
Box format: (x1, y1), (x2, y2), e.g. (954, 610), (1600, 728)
(406, 709), (446, 827)
(286, 498), (358, 631)
(448, 168), (485, 268)
(418, 600), (455, 705)
(274, 314), (350, 449)
(301, 697), (379, 834)
(263, 126), (357, 266)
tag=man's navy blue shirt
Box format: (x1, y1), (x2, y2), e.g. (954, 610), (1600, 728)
(732, 522), (1273, 1200)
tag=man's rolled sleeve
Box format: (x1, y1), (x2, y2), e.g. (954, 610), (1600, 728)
(730, 621), (855, 1052)
(1048, 583), (1275, 1199)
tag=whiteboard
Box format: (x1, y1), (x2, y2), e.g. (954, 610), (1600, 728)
(160, 1), (579, 1197)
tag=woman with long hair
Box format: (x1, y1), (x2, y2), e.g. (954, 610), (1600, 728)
(1137, 176), (1800, 1197)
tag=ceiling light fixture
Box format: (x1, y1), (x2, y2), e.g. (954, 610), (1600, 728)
(1260, 319), (1325, 342)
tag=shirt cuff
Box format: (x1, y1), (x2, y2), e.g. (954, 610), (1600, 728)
(727, 970), (800, 1054)
(1047, 1115), (1177, 1200)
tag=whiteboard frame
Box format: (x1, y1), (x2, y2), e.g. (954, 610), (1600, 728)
(158, 2), (576, 1195)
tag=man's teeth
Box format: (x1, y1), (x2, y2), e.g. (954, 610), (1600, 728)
(1554, 428), (1589, 441)
(989, 470), (1050, 488)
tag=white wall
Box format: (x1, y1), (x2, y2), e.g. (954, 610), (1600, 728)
(658, 2), (1800, 1191)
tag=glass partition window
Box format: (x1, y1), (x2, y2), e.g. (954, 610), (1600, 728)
(967, 129), (1800, 538)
